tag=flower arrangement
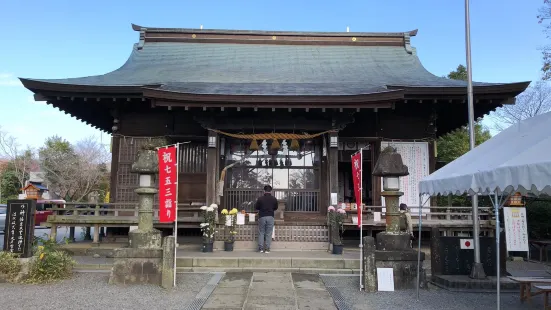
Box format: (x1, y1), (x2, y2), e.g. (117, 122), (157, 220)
(200, 204), (218, 244)
(328, 206), (347, 246)
(221, 208), (238, 243)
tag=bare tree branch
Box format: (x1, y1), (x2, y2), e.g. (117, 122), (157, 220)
(0, 127), (36, 191)
(40, 135), (109, 202)
(491, 81), (551, 130)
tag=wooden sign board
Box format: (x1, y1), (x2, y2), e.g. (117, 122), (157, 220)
(3, 200), (36, 258)
(503, 207), (529, 252)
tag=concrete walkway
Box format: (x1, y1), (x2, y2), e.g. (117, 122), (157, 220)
(202, 272), (336, 310)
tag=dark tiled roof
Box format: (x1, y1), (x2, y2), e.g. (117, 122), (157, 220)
(21, 31), (525, 96)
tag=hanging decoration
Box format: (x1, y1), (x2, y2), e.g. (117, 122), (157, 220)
(290, 139), (300, 151)
(249, 139), (259, 151)
(207, 128), (337, 141)
(270, 139), (280, 150)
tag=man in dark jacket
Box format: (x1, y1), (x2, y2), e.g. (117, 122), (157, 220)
(255, 185), (278, 253)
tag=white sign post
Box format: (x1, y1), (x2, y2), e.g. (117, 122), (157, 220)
(377, 268), (395, 291)
(503, 207), (529, 252)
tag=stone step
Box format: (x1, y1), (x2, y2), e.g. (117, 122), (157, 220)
(72, 264), (360, 275)
(175, 267), (360, 274)
(176, 256), (360, 269)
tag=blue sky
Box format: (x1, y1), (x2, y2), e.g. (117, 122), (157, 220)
(0, 0), (546, 148)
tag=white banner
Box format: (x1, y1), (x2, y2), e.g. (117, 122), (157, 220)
(504, 207), (529, 252)
(380, 142), (430, 214)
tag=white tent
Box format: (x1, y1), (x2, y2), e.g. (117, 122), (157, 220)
(419, 111), (551, 197)
(416, 111), (551, 309)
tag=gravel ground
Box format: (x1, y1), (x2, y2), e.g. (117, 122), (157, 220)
(322, 275), (545, 310)
(0, 273), (212, 310)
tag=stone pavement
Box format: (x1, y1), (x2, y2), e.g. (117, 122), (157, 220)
(201, 272), (336, 310)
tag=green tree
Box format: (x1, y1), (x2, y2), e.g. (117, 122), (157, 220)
(1, 162), (21, 203)
(447, 64), (467, 81)
(437, 123), (492, 164)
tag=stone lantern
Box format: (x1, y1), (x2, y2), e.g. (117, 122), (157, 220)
(129, 144), (162, 249)
(109, 143), (167, 286)
(366, 146), (426, 290)
(372, 146), (409, 236)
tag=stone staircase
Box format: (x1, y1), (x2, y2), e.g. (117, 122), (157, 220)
(176, 251), (360, 274)
(72, 251), (362, 274)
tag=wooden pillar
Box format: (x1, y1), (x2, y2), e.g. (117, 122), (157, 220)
(371, 140), (382, 206)
(320, 143), (328, 215)
(206, 131), (218, 206)
(109, 135), (121, 203)
(329, 132), (339, 207)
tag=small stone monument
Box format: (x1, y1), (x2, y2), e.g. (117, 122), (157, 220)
(109, 144), (167, 285)
(363, 146), (426, 290)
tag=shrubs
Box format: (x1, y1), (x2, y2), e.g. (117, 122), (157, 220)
(0, 234), (75, 284)
(0, 251), (22, 282)
(24, 234), (75, 283)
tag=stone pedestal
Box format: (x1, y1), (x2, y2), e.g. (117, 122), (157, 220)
(108, 248), (163, 285)
(374, 248), (426, 290)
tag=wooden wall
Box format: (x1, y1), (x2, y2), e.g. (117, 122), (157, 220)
(110, 103), (436, 208)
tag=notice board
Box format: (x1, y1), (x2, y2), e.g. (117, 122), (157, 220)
(503, 207), (529, 252)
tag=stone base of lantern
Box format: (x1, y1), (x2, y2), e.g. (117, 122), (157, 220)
(129, 228), (162, 249)
(362, 232), (428, 290)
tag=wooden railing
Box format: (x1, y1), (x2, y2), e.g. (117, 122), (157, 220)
(357, 205), (493, 221)
(223, 188), (320, 212)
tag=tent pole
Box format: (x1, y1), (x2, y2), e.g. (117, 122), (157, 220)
(416, 193), (423, 300)
(495, 192), (500, 309)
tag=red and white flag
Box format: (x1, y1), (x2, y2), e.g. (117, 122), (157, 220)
(158, 146), (177, 223)
(351, 151), (362, 227)
(460, 239), (474, 249)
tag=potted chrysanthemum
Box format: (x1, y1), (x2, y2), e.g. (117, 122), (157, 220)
(221, 208), (238, 251)
(328, 206), (346, 254)
(200, 204), (218, 252)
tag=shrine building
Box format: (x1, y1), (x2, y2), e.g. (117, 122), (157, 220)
(20, 24), (529, 236)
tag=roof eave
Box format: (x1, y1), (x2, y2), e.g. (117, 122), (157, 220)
(19, 78), (158, 94)
(142, 87), (406, 105)
(388, 81), (530, 97)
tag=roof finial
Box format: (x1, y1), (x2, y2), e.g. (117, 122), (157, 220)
(346, 26), (350, 32)
(200, 24), (203, 30)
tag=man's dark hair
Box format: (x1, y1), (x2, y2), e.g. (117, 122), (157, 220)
(263, 185), (273, 192)
(399, 203), (407, 211)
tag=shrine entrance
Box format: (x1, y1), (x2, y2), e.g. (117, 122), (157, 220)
(222, 137), (323, 213)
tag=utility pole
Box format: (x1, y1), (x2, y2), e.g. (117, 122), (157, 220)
(465, 0), (486, 279)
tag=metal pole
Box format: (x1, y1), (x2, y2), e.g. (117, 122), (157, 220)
(495, 192), (500, 310)
(359, 148), (364, 291)
(416, 194), (423, 300)
(173, 143), (180, 288)
(465, 0), (485, 279)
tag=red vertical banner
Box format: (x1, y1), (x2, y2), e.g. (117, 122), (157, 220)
(351, 151), (362, 227)
(158, 146), (177, 223)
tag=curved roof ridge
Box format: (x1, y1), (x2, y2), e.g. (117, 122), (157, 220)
(131, 23), (418, 37)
